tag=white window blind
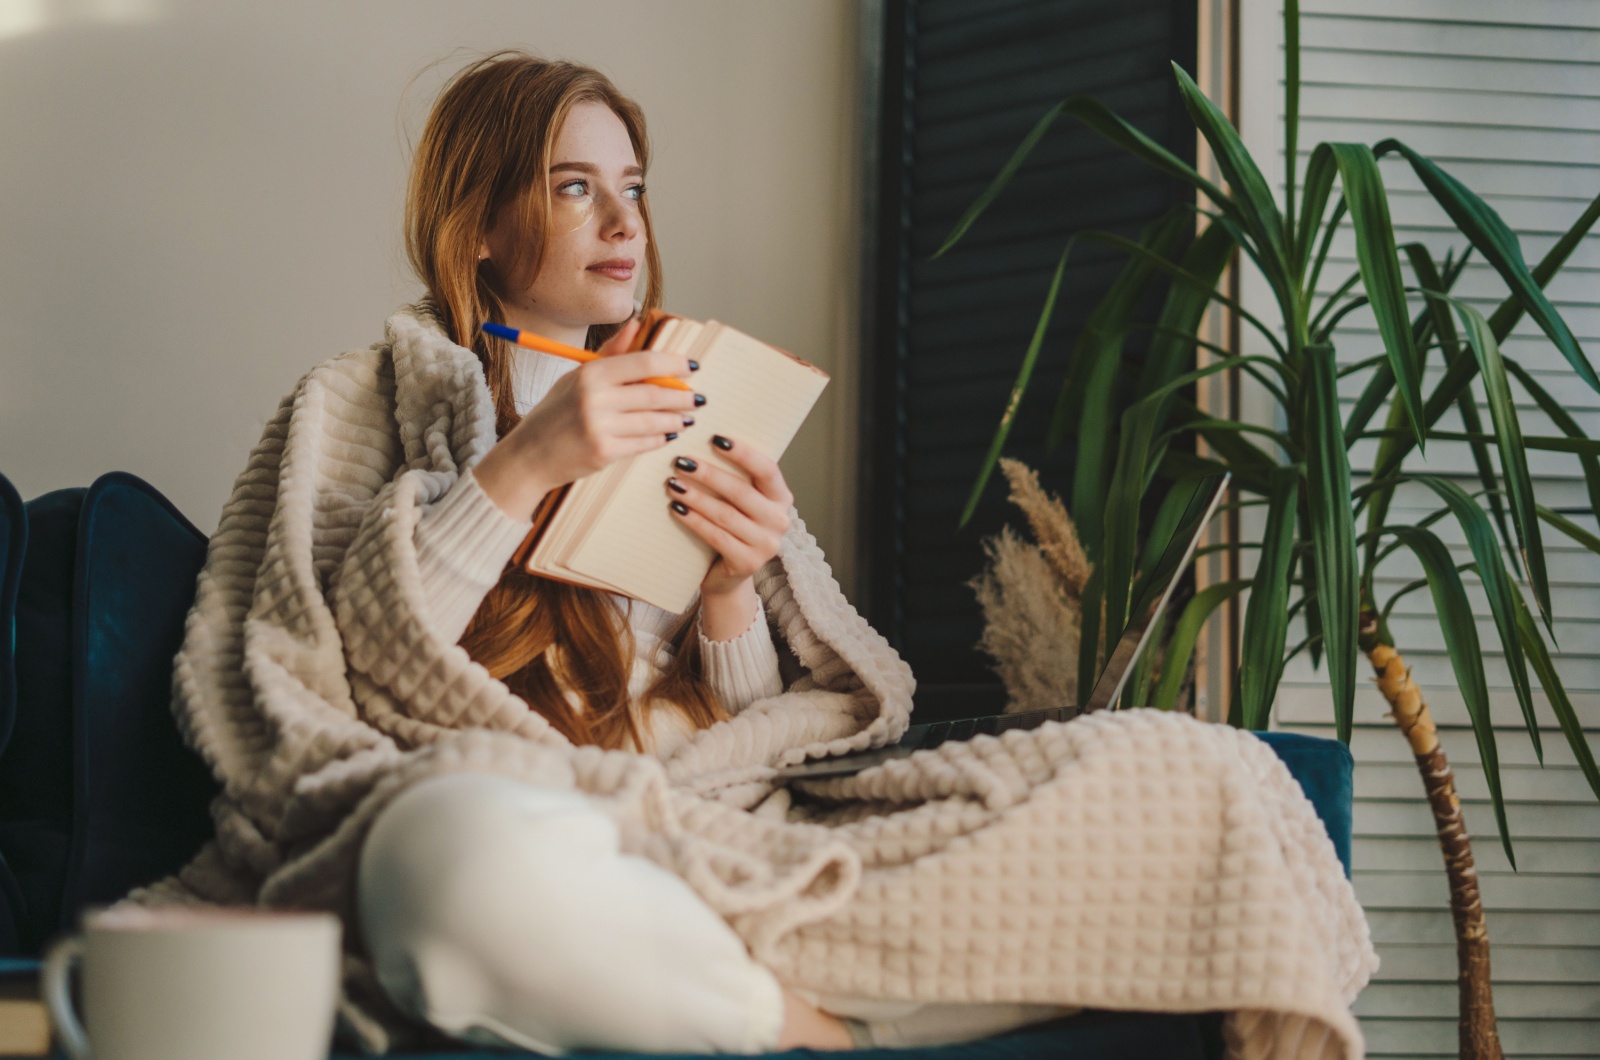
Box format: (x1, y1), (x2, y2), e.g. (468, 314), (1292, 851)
(1237, 1), (1600, 1056)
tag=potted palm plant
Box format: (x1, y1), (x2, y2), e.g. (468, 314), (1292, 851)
(934, 3), (1600, 1057)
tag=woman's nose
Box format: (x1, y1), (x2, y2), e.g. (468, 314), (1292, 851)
(601, 193), (642, 241)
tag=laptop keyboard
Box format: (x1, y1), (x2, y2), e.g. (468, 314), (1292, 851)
(775, 708), (1075, 783)
(918, 708), (1068, 750)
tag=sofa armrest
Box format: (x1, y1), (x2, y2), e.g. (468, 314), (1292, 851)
(1252, 730), (1354, 878)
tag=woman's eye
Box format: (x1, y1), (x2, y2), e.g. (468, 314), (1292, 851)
(556, 180), (588, 197)
(625, 184), (645, 201)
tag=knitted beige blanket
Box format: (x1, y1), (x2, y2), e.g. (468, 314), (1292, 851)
(150, 303), (1378, 1057)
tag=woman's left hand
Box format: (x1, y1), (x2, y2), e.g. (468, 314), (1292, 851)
(665, 434), (792, 600)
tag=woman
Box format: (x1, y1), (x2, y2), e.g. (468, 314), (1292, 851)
(347, 51), (1072, 1054)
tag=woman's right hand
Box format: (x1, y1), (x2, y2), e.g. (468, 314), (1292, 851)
(473, 318), (701, 522)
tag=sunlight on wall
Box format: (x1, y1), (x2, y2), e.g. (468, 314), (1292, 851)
(0, 0), (44, 38)
(0, 0), (165, 42)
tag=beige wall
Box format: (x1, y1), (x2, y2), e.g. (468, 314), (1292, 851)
(0, 0), (864, 595)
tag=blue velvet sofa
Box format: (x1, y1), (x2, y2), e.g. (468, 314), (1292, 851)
(0, 470), (1354, 1059)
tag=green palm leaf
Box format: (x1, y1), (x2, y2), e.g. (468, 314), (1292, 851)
(1386, 525), (1514, 866)
(935, 96), (1236, 259)
(1298, 497), (1324, 672)
(1406, 245), (1518, 572)
(1136, 222), (1238, 398)
(1394, 431), (1600, 458)
(1359, 388), (1413, 592)
(1338, 246), (1467, 449)
(1365, 190), (1598, 492)
(956, 243), (1073, 528)
(1305, 198), (1348, 301)
(1165, 419), (1295, 458)
(1080, 230), (1284, 357)
(1283, 0), (1302, 241)
(1146, 329), (1292, 405)
(1320, 142), (1425, 447)
(1151, 580), (1252, 711)
(933, 101), (1068, 259)
(1375, 140), (1597, 394)
(1161, 449), (1271, 498)
(1538, 507), (1600, 558)
(1101, 402), (1165, 645)
(1296, 138), (1337, 278)
(1078, 565), (1105, 710)
(1061, 213), (1190, 550)
(1451, 301), (1552, 629)
(1170, 63), (1291, 296)
(1412, 475), (1540, 762)
(1504, 358), (1600, 518)
(1511, 582), (1600, 805)
(1097, 359), (1274, 644)
(1135, 475), (1206, 583)
(1311, 269), (1363, 341)
(1304, 343), (1359, 742)
(1380, 567), (1472, 627)
(1238, 467), (1301, 729)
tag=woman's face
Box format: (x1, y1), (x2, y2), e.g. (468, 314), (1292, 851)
(480, 100), (647, 340)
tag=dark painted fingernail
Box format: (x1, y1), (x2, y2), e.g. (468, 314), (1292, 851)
(682, 414), (695, 427)
(712, 435), (733, 451)
(693, 393), (706, 407)
(670, 500), (689, 515)
(665, 432), (678, 441)
(667, 476), (688, 494)
(687, 359), (699, 372)
(673, 456), (698, 472)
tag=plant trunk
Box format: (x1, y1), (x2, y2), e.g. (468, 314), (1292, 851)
(1360, 610), (1502, 1060)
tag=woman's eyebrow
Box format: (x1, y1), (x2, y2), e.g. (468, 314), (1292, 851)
(550, 161), (645, 178)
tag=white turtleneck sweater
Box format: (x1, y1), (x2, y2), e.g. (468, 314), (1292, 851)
(409, 343), (784, 756)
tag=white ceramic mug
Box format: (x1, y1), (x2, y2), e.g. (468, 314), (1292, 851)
(41, 905), (341, 1060)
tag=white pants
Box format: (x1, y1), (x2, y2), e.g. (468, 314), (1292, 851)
(357, 773), (1073, 1054)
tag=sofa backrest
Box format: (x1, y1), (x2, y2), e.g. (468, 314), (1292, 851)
(0, 481), (84, 954)
(0, 472), (28, 953)
(0, 472), (218, 955)
(1252, 730), (1353, 877)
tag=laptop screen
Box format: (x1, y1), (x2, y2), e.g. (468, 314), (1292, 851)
(1080, 473), (1231, 713)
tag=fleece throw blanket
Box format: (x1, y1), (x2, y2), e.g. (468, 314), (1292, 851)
(143, 302), (1378, 1057)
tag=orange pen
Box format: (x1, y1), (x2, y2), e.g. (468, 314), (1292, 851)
(479, 322), (693, 392)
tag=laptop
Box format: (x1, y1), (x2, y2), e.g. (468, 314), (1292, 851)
(776, 473), (1230, 782)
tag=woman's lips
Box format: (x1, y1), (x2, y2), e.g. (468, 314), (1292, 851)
(587, 260), (635, 281)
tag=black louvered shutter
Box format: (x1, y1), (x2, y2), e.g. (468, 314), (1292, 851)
(862, 0), (1199, 719)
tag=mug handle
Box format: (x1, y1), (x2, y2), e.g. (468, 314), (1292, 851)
(41, 933), (92, 1060)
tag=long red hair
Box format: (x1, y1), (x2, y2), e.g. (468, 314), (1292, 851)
(404, 51), (727, 750)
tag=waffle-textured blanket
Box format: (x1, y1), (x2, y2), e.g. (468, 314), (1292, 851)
(147, 304), (1377, 1057)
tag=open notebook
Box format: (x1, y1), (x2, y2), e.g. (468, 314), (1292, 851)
(510, 311), (830, 613)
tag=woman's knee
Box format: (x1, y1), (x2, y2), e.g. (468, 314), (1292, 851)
(356, 774), (614, 1026)
(354, 771), (785, 1054)
(361, 774), (602, 926)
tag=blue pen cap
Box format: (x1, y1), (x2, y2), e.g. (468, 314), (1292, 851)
(481, 322), (518, 341)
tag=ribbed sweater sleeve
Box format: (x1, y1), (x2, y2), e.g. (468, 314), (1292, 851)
(414, 466), (533, 644)
(696, 605), (785, 715)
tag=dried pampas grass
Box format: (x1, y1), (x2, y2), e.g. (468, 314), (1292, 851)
(998, 458), (1090, 598)
(969, 526), (1082, 714)
(968, 459), (1092, 714)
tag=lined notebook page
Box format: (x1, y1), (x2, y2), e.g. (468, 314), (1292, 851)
(566, 322), (828, 612)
